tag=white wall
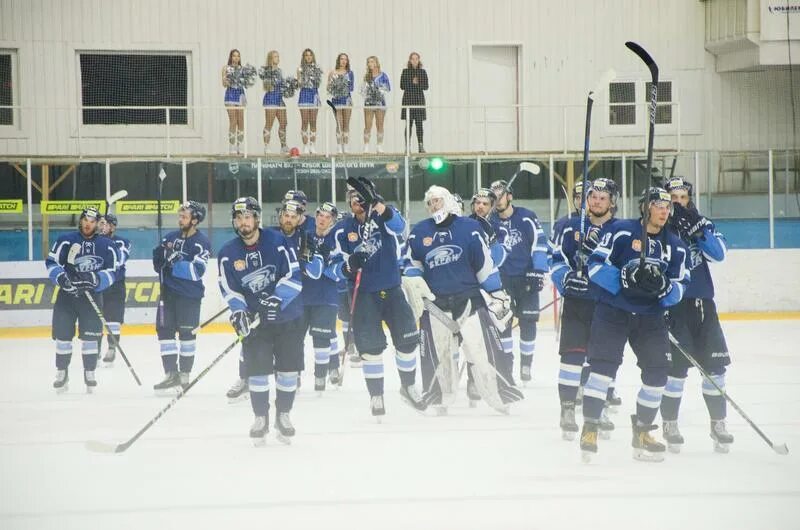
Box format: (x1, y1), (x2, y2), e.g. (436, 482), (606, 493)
(0, 0), (797, 157)
(0, 249), (797, 328)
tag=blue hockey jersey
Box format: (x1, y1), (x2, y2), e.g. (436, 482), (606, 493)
(672, 222), (727, 300)
(490, 206), (549, 277)
(405, 215), (502, 297)
(334, 205), (406, 293)
(153, 230), (211, 299)
(551, 215), (619, 300)
(110, 234), (132, 283)
(303, 227), (343, 307)
(217, 228), (303, 322)
(587, 218), (690, 314)
(273, 224), (326, 307)
(46, 231), (118, 292)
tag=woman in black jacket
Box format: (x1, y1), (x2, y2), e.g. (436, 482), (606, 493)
(400, 52), (429, 153)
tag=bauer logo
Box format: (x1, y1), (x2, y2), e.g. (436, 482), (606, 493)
(425, 245), (463, 269)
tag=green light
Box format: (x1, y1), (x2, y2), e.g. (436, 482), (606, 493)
(429, 157), (445, 172)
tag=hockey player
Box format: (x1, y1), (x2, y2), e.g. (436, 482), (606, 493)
(405, 185), (517, 415)
(489, 179), (549, 383)
(218, 197), (305, 445)
(45, 207), (118, 392)
(335, 176), (427, 417)
(152, 201), (211, 394)
(98, 213), (131, 364)
(660, 177), (734, 453)
(580, 187), (690, 462)
(549, 181), (584, 254)
(550, 178), (619, 440)
(304, 202), (344, 390)
(283, 189), (316, 234)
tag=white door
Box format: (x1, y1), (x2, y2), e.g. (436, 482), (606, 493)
(470, 45), (519, 152)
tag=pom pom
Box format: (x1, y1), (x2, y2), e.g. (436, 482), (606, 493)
(225, 64), (257, 89)
(362, 82), (383, 106)
(240, 64), (257, 88)
(259, 66), (283, 92)
(328, 73), (350, 98)
(282, 77), (299, 98)
(299, 64), (322, 89)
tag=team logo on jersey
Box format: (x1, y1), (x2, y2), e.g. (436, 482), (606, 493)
(425, 245), (463, 269)
(233, 259), (246, 271)
(500, 228), (523, 250)
(632, 239), (642, 252)
(241, 265), (277, 293)
(348, 232), (359, 243)
(172, 239), (185, 252)
(82, 241), (95, 256)
(422, 237), (433, 247)
(73, 255), (104, 273)
(688, 242), (703, 270)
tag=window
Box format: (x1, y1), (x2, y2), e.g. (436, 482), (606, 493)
(609, 81), (635, 125)
(0, 51), (15, 126)
(646, 81), (673, 125)
(79, 52), (189, 125)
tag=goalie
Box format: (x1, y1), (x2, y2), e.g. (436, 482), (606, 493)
(403, 185), (523, 415)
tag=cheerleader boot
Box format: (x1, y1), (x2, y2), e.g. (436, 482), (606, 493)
(236, 129), (244, 155)
(301, 131), (310, 154)
(228, 132), (236, 155)
(278, 129), (288, 154)
(376, 133), (384, 154)
(363, 131), (371, 153)
(309, 131), (317, 154)
(342, 132), (350, 153)
(336, 132), (344, 154)
(263, 128), (271, 154)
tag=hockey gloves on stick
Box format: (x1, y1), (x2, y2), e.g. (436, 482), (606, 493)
(56, 271), (78, 296)
(347, 176), (383, 206)
(621, 262), (670, 301)
(525, 270), (546, 292)
(343, 252), (369, 279)
(230, 310), (253, 337)
(562, 270), (590, 297)
(401, 275), (436, 322)
(68, 270), (99, 293)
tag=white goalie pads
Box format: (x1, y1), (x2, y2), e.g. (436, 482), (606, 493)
(401, 275), (435, 323)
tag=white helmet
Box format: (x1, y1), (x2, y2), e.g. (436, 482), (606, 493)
(424, 185), (457, 224)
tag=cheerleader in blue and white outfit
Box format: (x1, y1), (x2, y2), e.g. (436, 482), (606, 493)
(327, 52), (355, 154)
(361, 55), (391, 153)
(296, 48), (322, 155)
(260, 50), (289, 154)
(221, 49), (246, 154)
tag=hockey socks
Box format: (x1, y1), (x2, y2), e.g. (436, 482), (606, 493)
(248, 375), (270, 416)
(313, 336), (331, 378)
(275, 371), (298, 413)
(55, 340), (72, 369)
(159, 339), (178, 373)
(361, 353), (385, 396)
(179, 339), (195, 373)
(81, 340), (99, 371)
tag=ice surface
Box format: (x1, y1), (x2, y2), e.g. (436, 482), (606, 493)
(1, 320), (798, 530)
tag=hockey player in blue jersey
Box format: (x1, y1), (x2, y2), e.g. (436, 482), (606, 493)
(405, 186), (518, 415)
(335, 176), (427, 417)
(660, 177), (734, 453)
(46, 207), (118, 393)
(580, 187), (690, 462)
(550, 178), (619, 440)
(304, 202), (345, 391)
(489, 179), (549, 384)
(151, 201), (211, 394)
(283, 189), (316, 234)
(218, 197), (306, 445)
(98, 213), (132, 364)
(549, 181), (584, 260)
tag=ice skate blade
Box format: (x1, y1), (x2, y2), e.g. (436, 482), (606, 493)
(251, 436), (267, 448)
(713, 441), (731, 454)
(667, 443), (682, 454)
(275, 433), (292, 445)
(468, 400), (479, 408)
(599, 430), (611, 440)
(227, 394), (249, 405)
(154, 387), (181, 397)
(607, 405), (619, 414)
(101, 360), (114, 367)
(581, 450), (594, 463)
(55, 384), (69, 394)
(562, 431), (576, 441)
(85, 386), (95, 395)
(633, 448), (665, 462)
(315, 391), (324, 398)
(434, 406), (448, 417)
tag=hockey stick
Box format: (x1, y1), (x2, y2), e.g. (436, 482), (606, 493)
(497, 162), (541, 203)
(625, 41), (659, 268)
(86, 318), (258, 454)
(191, 306), (230, 335)
(66, 243), (142, 386)
(105, 189), (128, 214)
(668, 333), (788, 456)
(510, 296), (561, 330)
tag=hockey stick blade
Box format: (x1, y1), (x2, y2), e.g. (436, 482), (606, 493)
(589, 69), (617, 101)
(107, 189), (128, 205)
(625, 42), (659, 78)
(85, 440), (127, 454)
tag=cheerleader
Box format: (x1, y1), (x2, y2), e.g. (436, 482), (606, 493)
(259, 50), (289, 154)
(361, 56), (391, 154)
(327, 52), (355, 154)
(221, 49), (246, 154)
(400, 52), (429, 153)
(296, 48), (322, 154)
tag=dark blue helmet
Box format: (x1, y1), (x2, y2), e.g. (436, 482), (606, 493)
(103, 213), (118, 226)
(639, 186), (671, 216)
(180, 200), (206, 223)
(283, 189), (308, 206)
(316, 201), (338, 219)
(80, 206), (101, 221)
(590, 178), (619, 203)
(665, 176), (694, 197)
(231, 196), (261, 219)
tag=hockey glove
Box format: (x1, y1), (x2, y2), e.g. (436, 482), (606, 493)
(152, 245), (166, 270)
(401, 275), (435, 322)
(482, 289), (513, 329)
(230, 310), (253, 337)
(343, 252), (369, 278)
(525, 271), (546, 292)
(562, 270), (590, 297)
(163, 251), (183, 269)
(68, 270), (99, 293)
(256, 293), (282, 321)
(621, 262), (670, 300)
(671, 203), (707, 238)
(347, 176), (383, 206)
(581, 225), (602, 254)
(56, 271), (78, 296)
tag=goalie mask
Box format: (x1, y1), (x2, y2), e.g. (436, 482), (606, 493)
(424, 185), (456, 225)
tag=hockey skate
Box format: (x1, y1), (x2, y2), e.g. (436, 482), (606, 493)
(370, 395), (386, 422)
(314, 376), (326, 394)
(560, 401), (579, 441)
(607, 387), (622, 411)
(179, 372), (191, 392)
(249, 415), (268, 447)
(598, 406), (615, 440)
(153, 371), (181, 395)
(274, 412), (295, 445)
(631, 415), (666, 462)
(102, 345), (116, 365)
(328, 367), (341, 386)
(520, 364), (532, 384)
(580, 421), (599, 463)
(53, 369), (68, 393)
(662, 420), (684, 454)
(710, 419), (734, 454)
(466, 380), (481, 408)
(84, 370), (97, 394)
(226, 378), (249, 403)
(399, 384), (428, 412)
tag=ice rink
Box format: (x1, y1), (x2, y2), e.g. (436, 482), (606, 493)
(1, 319), (798, 530)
